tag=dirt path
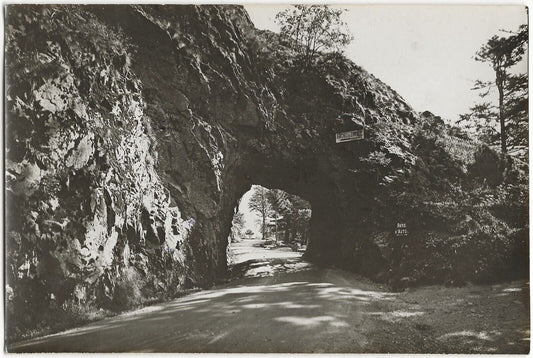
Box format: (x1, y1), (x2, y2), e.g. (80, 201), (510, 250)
(9, 240), (530, 353)
(228, 238), (302, 265)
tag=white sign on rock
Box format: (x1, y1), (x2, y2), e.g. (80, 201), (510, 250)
(336, 129), (364, 143)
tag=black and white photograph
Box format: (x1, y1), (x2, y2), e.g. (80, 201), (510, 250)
(3, 2), (530, 353)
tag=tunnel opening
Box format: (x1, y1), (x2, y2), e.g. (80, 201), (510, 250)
(226, 185), (312, 269)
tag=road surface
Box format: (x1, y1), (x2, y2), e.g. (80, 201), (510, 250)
(9, 239), (530, 353)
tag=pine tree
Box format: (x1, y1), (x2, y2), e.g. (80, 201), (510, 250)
(459, 24), (528, 156)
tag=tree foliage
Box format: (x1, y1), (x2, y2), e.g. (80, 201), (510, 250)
(275, 5), (353, 68)
(248, 186), (271, 240)
(266, 189), (311, 244)
(459, 24), (528, 157)
(244, 229), (254, 238)
(247, 186), (311, 243)
(232, 211), (244, 232)
(229, 211), (245, 242)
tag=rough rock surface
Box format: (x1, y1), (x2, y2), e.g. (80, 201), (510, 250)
(5, 5), (528, 341)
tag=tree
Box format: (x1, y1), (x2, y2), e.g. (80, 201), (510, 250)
(266, 189), (312, 244)
(230, 211), (244, 242)
(459, 25), (528, 155)
(244, 229), (254, 239)
(504, 72), (528, 152)
(275, 5), (353, 68)
(248, 186), (271, 240)
(266, 189), (291, 243)
(285, 195), (311, 245)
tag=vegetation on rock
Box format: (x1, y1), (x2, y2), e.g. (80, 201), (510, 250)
(275, 5), (353, 68)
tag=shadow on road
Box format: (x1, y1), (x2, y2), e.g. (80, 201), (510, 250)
(9, 260), (530, 353)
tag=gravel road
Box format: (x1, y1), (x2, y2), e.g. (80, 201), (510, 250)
(9, 240), (530, 353)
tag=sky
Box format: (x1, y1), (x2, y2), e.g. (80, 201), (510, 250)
(236, 5), (528, 236)
(243, 4), (528, 123)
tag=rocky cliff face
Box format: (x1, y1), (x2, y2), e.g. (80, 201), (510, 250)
(5, 4), (528, 340)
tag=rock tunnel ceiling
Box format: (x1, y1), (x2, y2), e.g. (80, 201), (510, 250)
(5, 4), (528, 324)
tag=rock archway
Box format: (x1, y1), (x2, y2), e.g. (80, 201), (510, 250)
(230, 149), (378, 273)
(88, 5), (410, 284)
(5, 5), (527, 339)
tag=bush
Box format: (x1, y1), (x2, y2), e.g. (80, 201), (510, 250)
(110, 267), (143, 312)
(468, 145), (505, 186)
(275, 5), (352, 68)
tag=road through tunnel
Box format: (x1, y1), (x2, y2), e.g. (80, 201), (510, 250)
(226, 185), (311, 268)
(5, 6), (528, 345)
(217, 146), (391, 284)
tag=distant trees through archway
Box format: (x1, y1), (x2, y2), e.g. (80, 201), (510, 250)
(228, 185), (312, 249)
